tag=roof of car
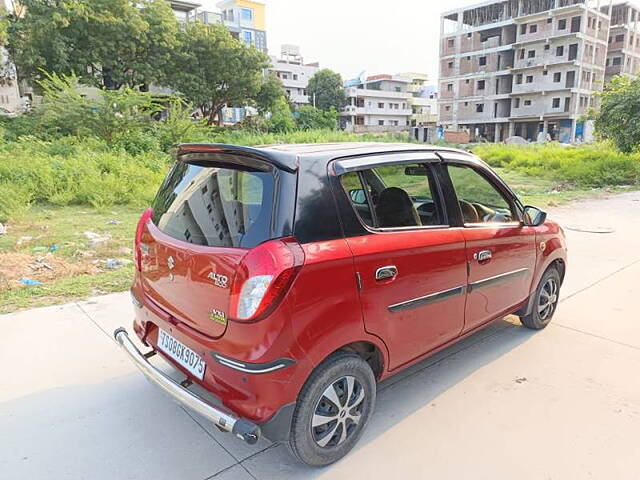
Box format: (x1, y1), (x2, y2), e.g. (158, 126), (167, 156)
(177, 142), (475, 172)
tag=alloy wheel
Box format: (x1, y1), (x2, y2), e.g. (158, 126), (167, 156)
(538, 277), (558, 320)
(311, 376), (365, 448)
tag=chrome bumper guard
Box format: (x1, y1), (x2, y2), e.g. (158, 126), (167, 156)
(113, 328), (261, 444)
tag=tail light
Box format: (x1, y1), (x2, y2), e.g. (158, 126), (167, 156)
(134, 208), (154, 271)
(229, 237), (305, 322)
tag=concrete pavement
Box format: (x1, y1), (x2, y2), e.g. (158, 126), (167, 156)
(1, 191), (639, 479)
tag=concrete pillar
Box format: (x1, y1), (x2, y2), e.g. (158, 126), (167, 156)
(494, 124), (501, 142)
(508, 121), (515, 137)
(570, 119), (577, 143)
(542, 120), (549, 135)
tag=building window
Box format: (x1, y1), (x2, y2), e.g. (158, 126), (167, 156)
(479, 56), (487, 66)
(293, 74), (298, 80)
(558, 19), (567, 30)
(552, 98), (561, 108)
(378, 120), (384, 126)
(524, 99), (532, 106)
(476, 103), (484, 113)
(530, 24), (538, 34)
(556, 45), (564, 56)
(528, 50), (535, 58)
(477, 80), (485, 90)
(464, 102), (469, 106)
(526, 75), (534, 83)
(445, 106), (451, 111)
(547, 18), (552, 24)
(514, 98), (520, 108)
(543, 70), (548, 75)
(378, 102), (384, 108)
(242, 30), (253, 45)
(448, 61), (454, 69)
(516, 74), (523, 84)
(545, 44), (550, 50)
(612, 57), (622, 66)
(241, 8), (253, 21)
(447, 38), (454, 47)
(616, 34), (625, 42)
(447, 83), (453, 91)
(465, 79), (470, 84)
(553, 72), (561, 82)
(521, 24), (527, 35)
(519, 49), (525, 59)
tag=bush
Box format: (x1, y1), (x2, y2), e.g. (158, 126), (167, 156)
(295, 106), (338, 130)
(472, 142), (640, 187)
(0, 137), (170, 219)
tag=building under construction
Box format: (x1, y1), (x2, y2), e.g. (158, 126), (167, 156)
(438, 0), (628, 143)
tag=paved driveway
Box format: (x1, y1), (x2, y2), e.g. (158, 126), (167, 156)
(2, 191), (640, 479)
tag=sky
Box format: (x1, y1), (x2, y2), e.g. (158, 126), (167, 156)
(200, 0), (483, 85)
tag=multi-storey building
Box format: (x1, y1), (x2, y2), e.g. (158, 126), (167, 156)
(269, 45), (320, 107)
(604, 2), (640, 80)
(217, 0), (267, 51)
(399, 72), (439, 126)
(340, 74), (414, 132)
(168, 1), (266, 51)
(439, 0), (612, 143)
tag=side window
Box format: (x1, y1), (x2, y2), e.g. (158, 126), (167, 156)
(447, 165), (515, 224)
(340, 163), (445, 229)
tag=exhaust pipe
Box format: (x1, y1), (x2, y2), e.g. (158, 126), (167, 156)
(113, 328), (261, 444)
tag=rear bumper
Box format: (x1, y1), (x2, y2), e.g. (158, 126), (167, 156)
(114, 327), (261, 444)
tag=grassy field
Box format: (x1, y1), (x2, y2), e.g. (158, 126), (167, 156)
(0, 206), (140, 314)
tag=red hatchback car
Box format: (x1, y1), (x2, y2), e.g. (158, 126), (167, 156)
(115, 142), (567, 466)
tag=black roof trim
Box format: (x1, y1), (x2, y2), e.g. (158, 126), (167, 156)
(177, 143), (299, 173)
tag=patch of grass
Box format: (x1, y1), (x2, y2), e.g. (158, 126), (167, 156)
(473, 142), (640, 188)
(0, 205), (140, 314)
(0, 266), (133, 314)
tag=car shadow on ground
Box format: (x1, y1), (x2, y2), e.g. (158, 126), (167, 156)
(195, 316), (541, 478)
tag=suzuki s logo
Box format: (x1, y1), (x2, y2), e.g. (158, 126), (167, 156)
(207, 271), (229, 288)
(167, 256), (175, 270)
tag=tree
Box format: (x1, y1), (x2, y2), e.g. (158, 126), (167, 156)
(168, 23), (269, 125)
(266, 97), (295, 133)
(7, 0), (179, 89)
(295, 106), (337, 130)
(595, 76), (640, 153)
(306, 69), (346, 112)
(255, 73), (285, 115)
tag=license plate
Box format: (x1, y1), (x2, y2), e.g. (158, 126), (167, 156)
(157, 329), (206, 380)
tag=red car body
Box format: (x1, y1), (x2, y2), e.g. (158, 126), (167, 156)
(124, 142), (567, 444)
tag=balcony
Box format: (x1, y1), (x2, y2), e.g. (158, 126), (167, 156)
(342, 106), (412, 116)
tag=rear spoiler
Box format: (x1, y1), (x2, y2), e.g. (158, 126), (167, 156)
(177, 144), (298, 173)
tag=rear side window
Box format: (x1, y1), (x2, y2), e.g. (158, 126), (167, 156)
(151, 162), (275, 248)
(340, 163), (445, 229)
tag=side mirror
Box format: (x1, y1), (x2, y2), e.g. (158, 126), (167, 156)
(524, 205), (547, 226)
(349, 189), (367, 205)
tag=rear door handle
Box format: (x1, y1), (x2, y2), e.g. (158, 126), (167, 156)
(375, 265), (398, 281)
(473, 250), (492, 262)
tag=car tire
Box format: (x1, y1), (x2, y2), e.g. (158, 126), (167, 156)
(288, 352), (376, 467)
(520, 267), (561, 330)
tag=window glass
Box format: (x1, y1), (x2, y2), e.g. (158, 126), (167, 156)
(241, 8), (253, 21)
(152, 163), (274, 248)
(341, 163), (444, 229)
(448, 165), (515, 224)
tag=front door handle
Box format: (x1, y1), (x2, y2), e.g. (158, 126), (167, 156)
(473, 250), (492, 262)
(375, 265), (398, 281)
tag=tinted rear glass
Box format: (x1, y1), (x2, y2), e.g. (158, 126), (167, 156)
(151, 161), (275, 248)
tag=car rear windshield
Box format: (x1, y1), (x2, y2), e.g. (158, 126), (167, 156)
(151, 161), (275, 248)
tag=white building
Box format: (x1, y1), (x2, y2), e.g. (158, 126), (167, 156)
(268, 45), (320, 107)
(399, 72), (438, 126)
(340, 74), (413, 132)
